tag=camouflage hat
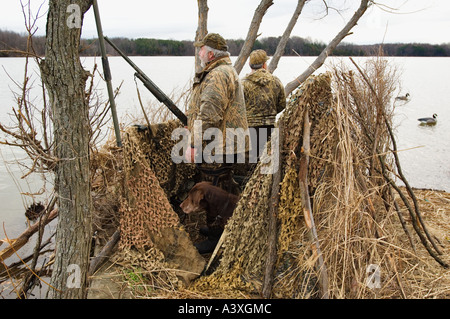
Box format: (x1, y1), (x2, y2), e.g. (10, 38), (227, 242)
(249, 49), (269, 66)
(194, 33), (228, 51)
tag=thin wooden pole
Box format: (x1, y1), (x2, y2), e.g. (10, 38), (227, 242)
(262, 121), (284, 298)
(298, 109), (329, 299)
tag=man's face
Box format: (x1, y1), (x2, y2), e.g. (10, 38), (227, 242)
(198, 46), (210, 68)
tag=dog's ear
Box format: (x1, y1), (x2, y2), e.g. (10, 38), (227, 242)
(204, 187), (215, 203)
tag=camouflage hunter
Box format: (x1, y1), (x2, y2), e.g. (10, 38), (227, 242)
(187, 56), (249, 157)
(243, 68), (286, 127)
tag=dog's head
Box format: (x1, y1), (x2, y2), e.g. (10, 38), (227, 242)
(179, 181), (212, 214)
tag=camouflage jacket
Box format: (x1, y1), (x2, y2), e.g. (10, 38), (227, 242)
(242, 69), (286, 127)
(187, 56), (249, 156)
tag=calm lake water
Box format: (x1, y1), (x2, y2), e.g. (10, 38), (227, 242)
(0, 55), (449, 253)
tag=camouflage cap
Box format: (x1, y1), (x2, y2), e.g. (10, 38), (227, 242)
(194, 33), (228, 51)
(249, 49), (269, 66)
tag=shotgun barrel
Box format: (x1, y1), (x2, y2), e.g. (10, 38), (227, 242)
(104, 36), (188, 126)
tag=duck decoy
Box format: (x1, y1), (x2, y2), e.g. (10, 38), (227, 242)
(395, 93), (410, 101)
(418, 113), (437, 125)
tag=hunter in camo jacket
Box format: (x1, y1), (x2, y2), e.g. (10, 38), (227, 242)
(185, 34), (249, 253)
(186, 33), (249, 160)
(242, 49), (286, 157)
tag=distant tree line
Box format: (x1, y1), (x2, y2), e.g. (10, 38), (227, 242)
(1, 29), (450, 57)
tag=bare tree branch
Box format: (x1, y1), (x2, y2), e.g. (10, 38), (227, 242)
(234, 0), (274, 75)
(268, 0), (307, 73)
(284, 0), (371, 96)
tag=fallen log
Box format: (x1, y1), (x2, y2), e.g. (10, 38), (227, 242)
(0, 209), (58, 264)
(88, 230), (120, 277)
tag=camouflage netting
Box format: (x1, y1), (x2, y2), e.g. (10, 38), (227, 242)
(118, 125), (180, 249)
(91, 120), (197, 242)
(123, 120), (197, 199)
(90, 120), (202, 290)
(92, 120), (197, 243)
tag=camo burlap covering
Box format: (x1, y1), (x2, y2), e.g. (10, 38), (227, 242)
(118, 125), (182, 250)
(282, 72), (336, 189)
(113, 121), (201, 286)
(192, 73), (335, 297)
(90, 121), (196, 247)
(126, 121), (197, 199)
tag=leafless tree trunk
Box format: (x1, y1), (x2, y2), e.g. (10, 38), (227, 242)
(195, 0), (208, 73)
(268, 0), (307, 73)
(39, 0), (93, 299)
(284, 0), (371, 95)
(233, 0), (274, 75)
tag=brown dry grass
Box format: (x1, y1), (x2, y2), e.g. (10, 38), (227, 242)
(394, 187), (450, 298)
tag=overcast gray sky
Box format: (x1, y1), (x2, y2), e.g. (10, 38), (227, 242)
(1, 0), (449, 45)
